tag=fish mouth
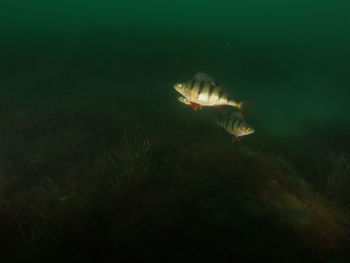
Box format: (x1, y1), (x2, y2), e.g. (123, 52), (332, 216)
(240, 129), (255, 136)
(247, 130), (255, 135)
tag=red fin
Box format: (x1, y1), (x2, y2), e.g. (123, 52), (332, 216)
(216, 106), (225, 112)
(190, 101), (201, 110)
(232, 136), (242, 143)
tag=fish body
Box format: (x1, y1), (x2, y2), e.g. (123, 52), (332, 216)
(218, 111), (254, 140)
(174, 72), (243, 111)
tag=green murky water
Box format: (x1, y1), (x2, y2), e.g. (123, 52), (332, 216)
(0, 1), (349, 262)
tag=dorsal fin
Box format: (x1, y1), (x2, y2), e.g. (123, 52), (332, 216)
(193, 72), (216, 86)
(227, 111), (244, 120)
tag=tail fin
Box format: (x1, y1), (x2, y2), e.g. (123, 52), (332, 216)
(236, 100), (252, 117)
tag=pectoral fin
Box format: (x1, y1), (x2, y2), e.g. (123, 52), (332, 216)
(190, 101), (201, 110)
(216, 106), (225, 112)
(232, 136), (242, 143)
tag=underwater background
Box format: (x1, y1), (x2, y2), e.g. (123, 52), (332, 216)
(0, 1), (349, 262)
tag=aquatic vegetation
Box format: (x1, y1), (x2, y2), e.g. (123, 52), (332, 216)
(108, 134), (151, 183)
(318, 151), (350, 206)
(0, 105), (349, 262)
(41, 178), (70, 202)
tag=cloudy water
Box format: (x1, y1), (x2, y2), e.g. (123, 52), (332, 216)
(0, 1), (349, 262)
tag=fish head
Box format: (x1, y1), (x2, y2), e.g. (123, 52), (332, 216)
(177, 96), (190, 105)
(174, 82), (188, 96)
(237, 123), (255, 136)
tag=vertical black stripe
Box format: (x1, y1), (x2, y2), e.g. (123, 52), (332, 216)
(231, 119), (236, 131)
(208, 85), (215, 100)
(237, 119), (243, 128)
(198, 81), (205, 94)
(190, 79), (196, 89)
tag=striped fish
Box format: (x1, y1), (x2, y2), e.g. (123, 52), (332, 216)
(174, 72), (244, 111)
(218, 111), (254, 141)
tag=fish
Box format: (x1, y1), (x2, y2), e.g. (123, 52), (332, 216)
(177, 96), (203, 110)
(217, 111), (254, 141)
(174, 72), (244, 112)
